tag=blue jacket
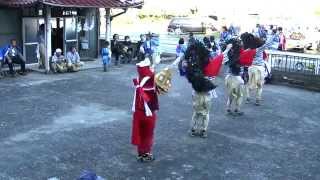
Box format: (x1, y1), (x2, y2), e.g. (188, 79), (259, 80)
(101, 48), (111, 64)
(0, 47), (4, 61)
(2, 45), (22, 57)
(220, 31), (231, 42)
(143, 37), (159, 55)
(176, 44), (186, 57)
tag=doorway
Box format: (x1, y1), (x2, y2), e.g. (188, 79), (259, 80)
(22, 17), (77, 61)
(51, 18), (64, 55)
(51, 17), (78, 56)
(22, 17), (43, 64)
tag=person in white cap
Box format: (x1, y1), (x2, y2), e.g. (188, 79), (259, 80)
(131, 57), (159, 163)
(51, 48), (67, 73)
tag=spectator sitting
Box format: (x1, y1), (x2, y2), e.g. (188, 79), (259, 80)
(51, 48), (67, 73)
(101, 41), (112, 72)
(3, 39), (27, 77)
(66, 47), (83, 72)
(122, 35), (133, 63)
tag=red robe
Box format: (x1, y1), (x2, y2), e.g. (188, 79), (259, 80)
(131, 66), (159, 154)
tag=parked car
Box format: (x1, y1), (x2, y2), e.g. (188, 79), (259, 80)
(286, 32), (306, 53)
(167, 17), (217, 34)
(286, 29), (320, 53)
(309, 29), (320, 52)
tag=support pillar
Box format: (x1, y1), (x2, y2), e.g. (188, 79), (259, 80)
(44, 5), (52, 73)
(97, 9), (101, 57)
(105, 8), (111, 42)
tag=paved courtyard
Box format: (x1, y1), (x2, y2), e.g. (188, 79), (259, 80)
(0, 64), (319, 180)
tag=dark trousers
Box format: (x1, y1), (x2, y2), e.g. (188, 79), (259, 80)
(114, 53), (120, 65)
(6, 56), (26, 74)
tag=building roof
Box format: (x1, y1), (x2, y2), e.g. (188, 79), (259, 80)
(0, 0), (143, 8)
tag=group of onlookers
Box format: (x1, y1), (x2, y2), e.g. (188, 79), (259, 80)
(176, 33), (219, 58)
(100, 33), (159, 72)
(0, 32), (160, 78)
(217, 24), (286, 51)
(0, 38), (83, 78)
(50, 47), (83, 73)
(253, 24), (286, 51)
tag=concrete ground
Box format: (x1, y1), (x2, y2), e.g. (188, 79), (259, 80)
(0, 64), (319, 180)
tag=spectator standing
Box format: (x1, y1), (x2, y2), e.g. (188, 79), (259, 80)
(136, 34), (146, 62)
(188, 32), (196, 47)
(37, 24), (45, 69)
(142, 34), (159, 64)
(278, 27), (286, 51)
(219, 26), (231, 47)
(209, 35), (220, 54)
(258, 25), (267, 40)
(269, 29), (280, 50)
(111, 34), (122, 66)
(176, 38), (187, 58)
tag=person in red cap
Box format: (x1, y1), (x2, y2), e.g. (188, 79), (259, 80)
(131, 57), (159, 162)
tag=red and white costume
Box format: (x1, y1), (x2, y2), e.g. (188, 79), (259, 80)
(131, 59), (159, 156)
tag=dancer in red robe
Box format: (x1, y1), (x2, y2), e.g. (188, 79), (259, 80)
(131, 58), (159, 162)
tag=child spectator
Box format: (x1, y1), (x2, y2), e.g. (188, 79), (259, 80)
(101, 41), (112, 72)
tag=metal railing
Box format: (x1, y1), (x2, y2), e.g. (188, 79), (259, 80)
(267, 50), (320, 77)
